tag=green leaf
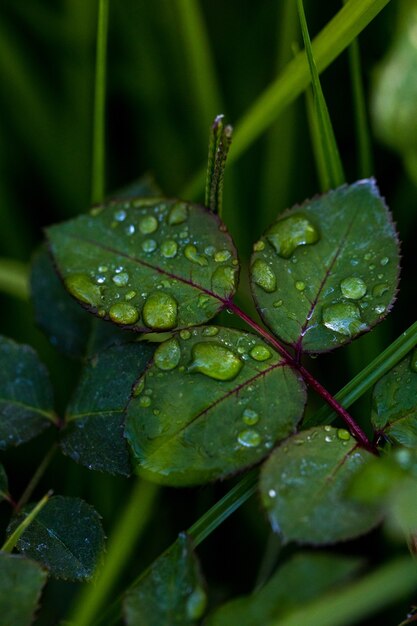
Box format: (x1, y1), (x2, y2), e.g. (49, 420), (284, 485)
(125, 326), (306, 486)
(0, 552), (47, 626)
(46, 198), (239, 332)
(7, 496), (105, 581)
(206, 552), (362, 626)
(124, 532), (207, 626)
(250, 179), (399, 353)
(0, 463), (9, 501)
(371, 350), (417, 447)
(61, 340), (154, 475)
(260, 426), (379, 544)
(0, 335), (56, 450)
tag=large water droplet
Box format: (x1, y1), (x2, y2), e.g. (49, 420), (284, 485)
(160, 239), (178, 258)
(109, 302), (139, 325)
(211, 266), (236, 294)
(237, 429), (262, 447)
(143, 292), (178, 329)
(252, 259), (277, 293)
(340, 276), (367, 300)
(65, 274), (101, 306)
(187, 342), (243, 381)
(184, 244), (208, 266)
(167, 202), (188, 225)
(154, 338), (181, 370)
(112, 272), (129, 286)
(242, 408), (259, 425)
(139, 215), (158, 234)
(322, 302), (364, 336)
(249, 344), (272, 361)
(266, 214), (319, 258)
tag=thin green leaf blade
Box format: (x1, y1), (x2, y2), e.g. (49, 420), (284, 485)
(251, 180), (399, 353)
(125, 326), (306, 486)
(47, 198), (239, 333)
(0, 552), (47, 626)
(61, 341), (154, 475)
(206, 552), (362, 626)
(260, 426), (379, 544)
(0, 336), (56, 449)
(124, 533), (207, 626)
(7, 496), (105, 581)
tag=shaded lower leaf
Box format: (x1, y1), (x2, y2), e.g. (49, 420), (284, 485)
(0, 335), (56, 450)
(124, 533), (206, 626)
(7, 496), (105, 581)
(372, 349), (417, 447)
(205, 552), (362, 626)
(61, 341), (154, 475)
(0, 552), (47, 626)
(260, 426), (379, 544)
(125, 326), (306, 486)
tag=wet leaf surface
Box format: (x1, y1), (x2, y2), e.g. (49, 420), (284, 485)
(0, 552), (47, 626)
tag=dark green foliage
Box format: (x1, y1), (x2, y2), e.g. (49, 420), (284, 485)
(0, 553), (47, 626)
(7, 496), (105, 581)
(0, 463), (8, 501)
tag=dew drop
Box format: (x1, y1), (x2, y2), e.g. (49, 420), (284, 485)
(184, 244), (208, 266)
(98, 265), (108, 273)
(324, 425), (332, 432)
(337, 428), (351, 441)
(249, 344), (272, 361)
(109, 302), (139, 325)
(112, 272), (129, 286)
(266, 213), (320, 258)
(125, 290), (136, 301)
(187, 342), (243, 381)
(202, 326), (219, 336)
(214, 249), (232, 262)
(197, 294), (210, 308)
(273, 299), (283, 308)
(324, 435), (333, 443)
(168, 202), (188, 225)
(132, 378), (145, 397)
(96, 275), (106, 284)
(143, 292), (178, 329)
(253, 240), (265, 252)
(114, 209), (126, 222)
(180, 330), (191, 340)
(237, 429), (262, 447)
(295, 280), (306, 291)
(340, 276), (367, 300)
(374, 304), (385, 314)
(65, 274), (101, 307)
(139, 215), (158, 234)
(322, 302), (364, 337)
(125, 224), (135, 236)
(364, 252), (372, 261)
(160, 239), (178, 258)
(268, 489), (277, 498)
(372, 283), (389, 298)
(154, 338), (181, 371)
(139, 395), (151, 408)
(380, 256), (389, 266)
(252, 259), (277, 293)
(242, 408), (259, 425)
(211, 266), (236, 295)
(142, 239), (157, 253)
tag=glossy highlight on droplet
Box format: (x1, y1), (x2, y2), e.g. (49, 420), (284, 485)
(237, 429), (262, 447)
(322, 302), (364, 337)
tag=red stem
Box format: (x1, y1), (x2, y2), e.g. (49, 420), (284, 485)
(227, 301), (375, 454)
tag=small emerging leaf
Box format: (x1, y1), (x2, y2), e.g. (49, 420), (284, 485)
(61, 340), (154, 475)
(260, 426), (380, 544)
(0, 552), (47, 626)
(7, 496), (105, 581)
(47, 198), (239, 332)
(125, 326), (306, 486)
(0, 336), (56, 450)
(124, 533), (206, 626)
(251, 180), (399, 353)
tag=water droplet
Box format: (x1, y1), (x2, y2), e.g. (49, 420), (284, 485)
(374, 304), (385, 314)
(204, 245), (216, 256)
(212, 266), (236, 294)
(337, 428), (351, 441)
(237, 429), (262, 447)
(410, 347), (417, 373)
(154, 338), (181, 371)
(188, 342), (243, 381)
(202, 326), (219, 336)
(139, 395), (151, 407)
(364, 252), (372, 261)
(168, 202), (188, 225)
(340, 276), (367, 300)
(268, 489), (277, 498)
(266, 214), (320, 258)
(125, 224), (135, 236)
(160, 239), (178, 258)
(143, 292), (178, 329)
(186, 587), (207, 620)
(273, 300), (283, 308)
(98, 265), (108, 272)
(380, 256), (389, 266)
(142, 239), (157, 253)
(139, 215), (158, 234)
(295, 280), (306, 291)
(249, 344), (272, 361)
(324, 435), (333, 443)
(197, 294), (210, 308)
(180, 329), (191, 340)
(242, 408), (259, 425)
(109, 302), (139, 325)
(253, 240), (265, 252)
(252, 259), (277, 293)
(372, 283), (389, 298)
(322, 302), (364, 337)
(184, 244), (208, 266)
(112, 272), (129, 286)
(125, 290), (136, 301)
(324, 425), (332, 432)
(96, 275), (106, 284)
(114, 209), (126, 221)
(65, 274), (101, 306)
(132, 378), (145, 397)
(214, 249), (232, 262)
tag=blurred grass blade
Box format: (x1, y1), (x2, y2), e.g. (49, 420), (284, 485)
(0, 258), (29, 300)
(305, 85), (328, 192)
(297, 0), (344, 189)
(348, 38), (373, 177)
(91, 0), (109, 204)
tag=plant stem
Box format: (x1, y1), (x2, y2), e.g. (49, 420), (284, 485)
(15, 444), (58, 512)
(227, 301), (374, 452)
(1, 491), (52, 552)
(91, 0), (109, 205)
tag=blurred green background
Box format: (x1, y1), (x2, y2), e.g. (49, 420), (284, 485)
(1, 0), (417, 623)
